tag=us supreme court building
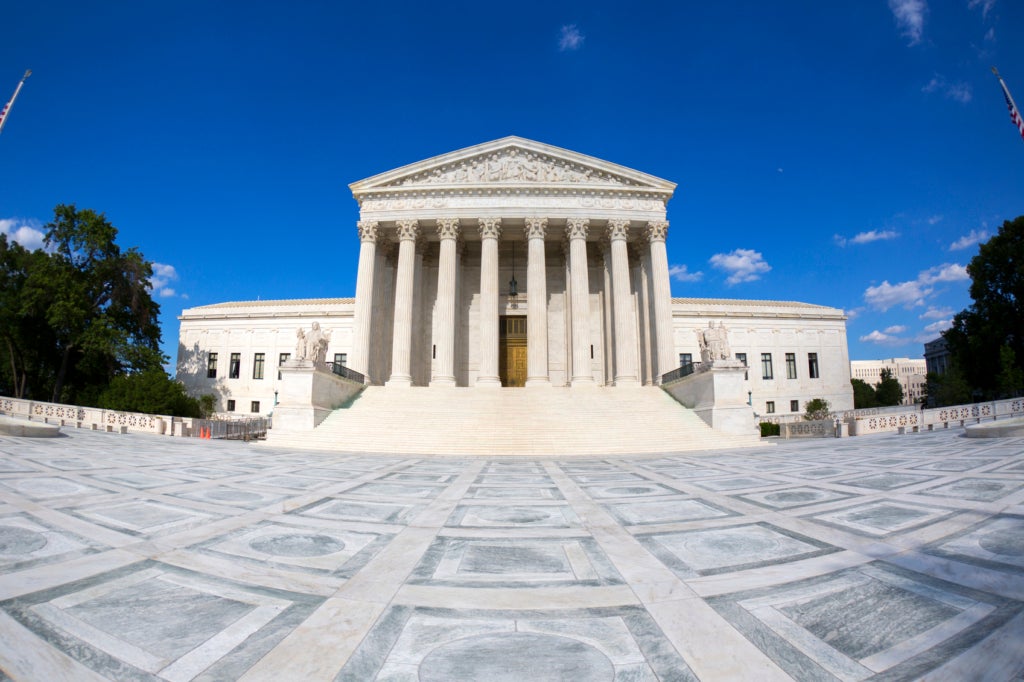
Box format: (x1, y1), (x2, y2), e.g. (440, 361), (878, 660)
(177, 137), (853, 417)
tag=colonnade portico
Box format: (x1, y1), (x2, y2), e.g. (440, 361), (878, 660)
(348, 216), (676, 389)
(346, 136), (679, 388)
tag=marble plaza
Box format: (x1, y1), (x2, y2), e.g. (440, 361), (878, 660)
(0, 429), (1022, 680)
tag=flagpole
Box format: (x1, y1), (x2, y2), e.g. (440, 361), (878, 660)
(992, 66), (1024, 143)
(0, 69), (32, 136)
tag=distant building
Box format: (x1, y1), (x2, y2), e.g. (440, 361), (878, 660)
(850, 357), (927, 405)
(924, 337), (952, 376)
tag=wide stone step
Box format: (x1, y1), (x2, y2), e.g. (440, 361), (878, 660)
(262, 386), (764, 455)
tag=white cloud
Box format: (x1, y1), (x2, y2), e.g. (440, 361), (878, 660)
(668, 264), (703, 283)
(834, 229), (899, 247)
(922, 319), (952, 334)
(860, 329), (907, 345)
(950, 228), (989, 251)
(150, 262), (180, 298)
(919, 263), (968, 284)
(558, 24), (584, 51)
(928, 215), (943, 225)
(920, 306), (953, 320)
(985, 26), (996, 42)
(864, 280), (931, 311)
(885, 325), (908, 334)
(863, 262), (968, 311)
(0, 218), (46, 251)
(922, 75), (972, 103)
(845, 307), (864, 321)
(969, 0), (996, 19)
(889, 0), (927, 45)
(708, 248), (771, 285)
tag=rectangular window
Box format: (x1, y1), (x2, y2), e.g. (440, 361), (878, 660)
(206, 352), (218, 379)
(251, 400), (260, 413)
(278, 352), (290, 379)
(766, 400), (775, 414)
(736, 352), (748, 380)
(791, 399), (799, 412)
(679, 353), (692, 367)
(786, 353), (797, 379)
(253, 353), (265, 380)
(334, 353), (347, 366)
(761, 353), (773, 380)
(229, 353), (241, 379)
(226, 399), (235, 412)
(808, 353), (820, 379)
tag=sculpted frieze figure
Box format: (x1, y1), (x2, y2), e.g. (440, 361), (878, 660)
(697, 321), (731, 364)
(391, 149), (634, 188)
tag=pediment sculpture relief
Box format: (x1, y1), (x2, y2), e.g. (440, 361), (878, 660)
(390, 149), (635, 188)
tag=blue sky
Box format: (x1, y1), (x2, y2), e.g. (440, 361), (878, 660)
(1, 0), (1022, 367)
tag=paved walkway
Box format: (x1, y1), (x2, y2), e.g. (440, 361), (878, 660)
(0, 428), (1022, 680)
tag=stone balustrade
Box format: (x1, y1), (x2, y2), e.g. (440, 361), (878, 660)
(0, 396), (187, 436)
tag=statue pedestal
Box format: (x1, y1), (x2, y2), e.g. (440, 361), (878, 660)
(661, 361), (757, 436)
(273, 360), (365, 433)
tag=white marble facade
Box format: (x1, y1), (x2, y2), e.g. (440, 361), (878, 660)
(176, 137), (854, 414)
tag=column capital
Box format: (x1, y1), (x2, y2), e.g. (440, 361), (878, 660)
(357, 220), (379, 242)
(645, 220), (669, 243)
(565, 217), (589, 241)
(396, 219), (420, 241)
(436, 217), (461, 240)
(525, 217), (549, 240)
(606, 219), (630, 242)
(478, 217), (502, 240)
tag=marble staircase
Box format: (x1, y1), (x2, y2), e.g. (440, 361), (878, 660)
(263, 386), (765, 455)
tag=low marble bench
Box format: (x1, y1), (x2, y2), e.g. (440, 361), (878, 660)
(0, 415), (62, 438)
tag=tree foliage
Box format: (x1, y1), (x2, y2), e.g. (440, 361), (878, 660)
(0, 205), (164, 404)
(874, 368), (904, 406)
(803, 398), (831, 421)
(97, 370), (202, 417)
(925, 369), (972, 407)
(944, 216), (1024, 398)
(851, 378), (877, 409)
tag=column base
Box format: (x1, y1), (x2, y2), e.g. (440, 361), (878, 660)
(570, 376), (596, 386)
(429, 377), (457, 387)
(475, 376), (502, 387)
(613, 377), (641, 387)
(385, 376), (413, 387)
(525, 378), (552, 387)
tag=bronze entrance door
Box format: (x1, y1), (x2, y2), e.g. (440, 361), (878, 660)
(499, 316), (527, 387)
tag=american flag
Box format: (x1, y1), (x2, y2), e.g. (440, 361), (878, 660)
(994, 68), (1024, 143)
(0, 70), (31, 136)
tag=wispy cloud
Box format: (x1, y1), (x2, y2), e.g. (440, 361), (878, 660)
(950, 228), (989, 251)
(709, 248), (771, 285)
(969, 0), (996, 19)
(921, 318), (952, 334)
(150, 262), (181, 298)
(558, 24), (584, 52)
(885, 325), (908, 334)
(860, 329), (908, 345)
(889, 0), (927, 45)
(928, 215), (943, 225)
(863, 263), (968, 311)
(834, 230), (900, 247)
(922, 75), (972, 103)
(668, 264), (703, 283)
(920, 306), (953, 320)
(0, 217), (46, 251)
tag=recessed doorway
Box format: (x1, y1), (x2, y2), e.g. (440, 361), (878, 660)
(499, 316), (527, 387)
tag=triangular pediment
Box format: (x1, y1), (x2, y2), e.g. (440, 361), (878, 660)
(349, 136), (676, 196)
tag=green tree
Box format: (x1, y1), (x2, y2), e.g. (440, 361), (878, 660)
(19, 205), (164, 403)
(874, 368), (904, 406)
(97, 370), (202, 417)
(997, 344), (1024, 398)
(803, 398), (831, 420)
(851, 378), (877, 409)
(944, 216), (1024, 398)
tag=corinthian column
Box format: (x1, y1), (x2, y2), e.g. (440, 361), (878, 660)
(351, 220), (378, 382)
(431, 218), (461, 386)
(566, 218), (595, 385)
(525, 217), (550, 386)
(607, 220), (640, 386)
(646, 221), (676, 382)
(386, 219), (419, 387)
(476, 218), (502, 386)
